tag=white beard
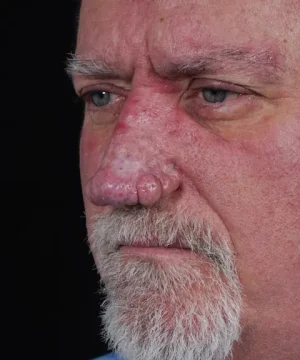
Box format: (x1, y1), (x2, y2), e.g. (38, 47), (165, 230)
(90, 205), (243, 360)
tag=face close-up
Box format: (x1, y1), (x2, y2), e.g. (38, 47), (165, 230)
(69, 0), (300, 359)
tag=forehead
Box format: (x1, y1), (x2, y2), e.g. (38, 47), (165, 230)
(76, 0), (299, 76)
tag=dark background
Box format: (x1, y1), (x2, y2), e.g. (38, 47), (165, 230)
(2, 1), (108, 359)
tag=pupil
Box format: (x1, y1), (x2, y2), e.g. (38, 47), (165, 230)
(203, 89), (227, 103)
(91, 91), (111, 107)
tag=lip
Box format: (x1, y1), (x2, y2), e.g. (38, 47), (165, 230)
(119, 245), (195, 259)
(120, 240), (188, 249)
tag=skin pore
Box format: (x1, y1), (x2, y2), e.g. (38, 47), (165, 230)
(69, 0), (300, 359)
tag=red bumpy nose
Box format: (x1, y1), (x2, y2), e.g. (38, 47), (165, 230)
(86, 164), (181, 207)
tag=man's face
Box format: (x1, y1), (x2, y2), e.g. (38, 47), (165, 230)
(72, 0), (300, 359)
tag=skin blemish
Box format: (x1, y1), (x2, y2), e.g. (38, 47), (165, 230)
(115, 122), (129, 132)
(168, 129), (180, 137)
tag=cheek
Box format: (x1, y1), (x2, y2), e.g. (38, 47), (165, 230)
(216, 118), (300, 257)
(80, 124), (113, 185)
(80, 130), (106, 237)
(243, 117), (300, 186)
(175, 113), (300, 230)
(80, 130), (97, 185)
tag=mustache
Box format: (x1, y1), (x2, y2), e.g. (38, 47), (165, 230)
(90, 204), (235, 272)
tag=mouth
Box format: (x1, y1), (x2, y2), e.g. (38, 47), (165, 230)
(119, 245), (193, 259)
(119, 239), (190, 250)
(118, 237), (197, 260)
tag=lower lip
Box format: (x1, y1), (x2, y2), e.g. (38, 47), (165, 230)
(120, 246), (195, 258)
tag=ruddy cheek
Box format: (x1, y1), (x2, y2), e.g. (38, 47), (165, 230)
(80, 130), (106, 186)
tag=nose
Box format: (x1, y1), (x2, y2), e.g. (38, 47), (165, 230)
(86, 167), (181, 207)
(84, 95), (181, 207)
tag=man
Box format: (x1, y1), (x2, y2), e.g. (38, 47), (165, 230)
(67, 0), (300, 359)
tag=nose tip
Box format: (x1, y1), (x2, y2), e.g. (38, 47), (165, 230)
(86, 168), (181, 207)
(86, 169), (139, 207)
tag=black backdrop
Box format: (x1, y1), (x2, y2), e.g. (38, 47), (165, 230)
(2, 1), (108, 359)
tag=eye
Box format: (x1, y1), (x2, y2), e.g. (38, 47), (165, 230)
(184, 80), (258, 122)
(89, 91), (112, 107)
(202, 89), (229, 103)
(79, 87), (125, 124)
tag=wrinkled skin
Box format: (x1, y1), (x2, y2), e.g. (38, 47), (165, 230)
(73, 0), (300, 359)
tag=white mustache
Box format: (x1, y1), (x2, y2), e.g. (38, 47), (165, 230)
(90, 205), (235, 274)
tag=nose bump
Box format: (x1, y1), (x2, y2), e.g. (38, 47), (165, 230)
(137, 174), (162, 206)
(85, 165), (181, 207)
(137, 171), (181, 206)
(86, 169), (139, 207)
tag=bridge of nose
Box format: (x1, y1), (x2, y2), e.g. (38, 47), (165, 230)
(85, 91), (182, 207)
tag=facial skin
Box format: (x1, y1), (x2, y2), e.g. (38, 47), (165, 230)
(70, 0), (300, 359)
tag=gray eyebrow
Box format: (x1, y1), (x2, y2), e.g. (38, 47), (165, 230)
(65, 53), (124, 80)
(66, 48), (285, 84)
(156, 48), (285, 83)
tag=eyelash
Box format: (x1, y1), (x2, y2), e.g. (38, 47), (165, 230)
(81, 88), (242, 105)
(200, 88), (241, 101)
(195, 83), (250, 98)
(78, 80), (256, 120)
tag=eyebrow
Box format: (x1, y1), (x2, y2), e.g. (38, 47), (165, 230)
(65, 53), (127, 80)
(156, 48), (285, 83)
(66, 48), (285, 83)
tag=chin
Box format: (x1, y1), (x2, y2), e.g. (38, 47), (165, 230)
(98, 252), (242, 360)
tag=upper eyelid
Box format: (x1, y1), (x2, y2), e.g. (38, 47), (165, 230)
(81, 89), (115, 98)
(82, 91), (120, 108)
(76, 79), (244, 94)
(77, 83), (128, 97)
(197, 85), (249, 95)
(76, 80), (254, 102)
(189, 78), (255, 93)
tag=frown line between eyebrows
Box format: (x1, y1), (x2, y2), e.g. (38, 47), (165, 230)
(66, 47), (285, 85)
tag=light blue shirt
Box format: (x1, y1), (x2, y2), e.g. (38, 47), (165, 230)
(94, 354), (122, 360)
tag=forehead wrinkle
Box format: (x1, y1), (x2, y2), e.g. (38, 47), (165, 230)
(76, 1), (152, 82)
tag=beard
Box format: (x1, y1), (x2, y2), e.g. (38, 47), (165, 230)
(89, 204), (243, 360)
